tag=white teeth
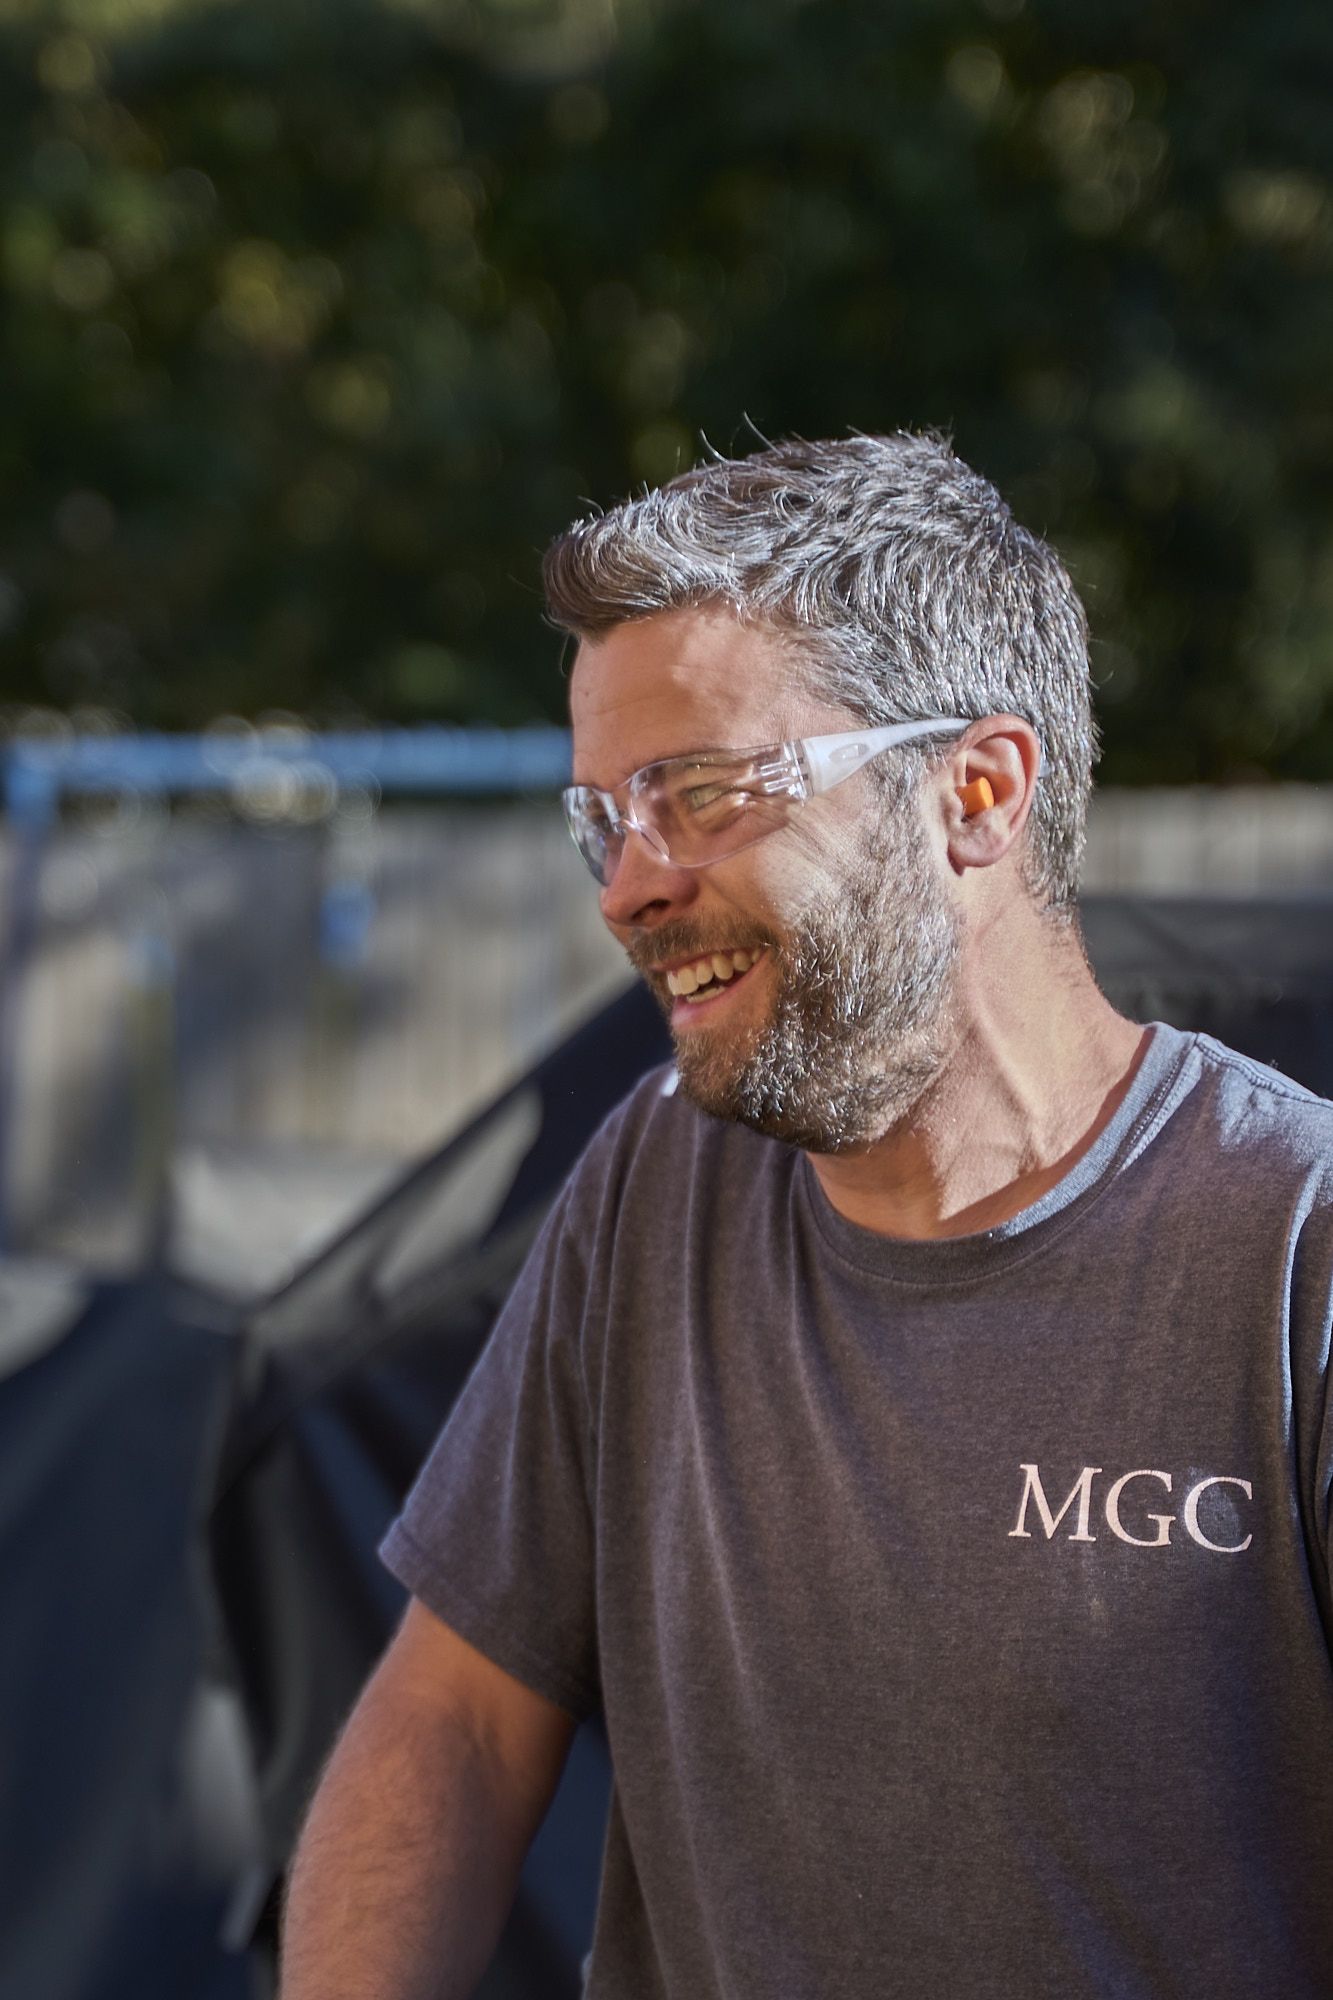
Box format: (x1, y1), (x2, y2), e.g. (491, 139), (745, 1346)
(665, 947), (766, 996)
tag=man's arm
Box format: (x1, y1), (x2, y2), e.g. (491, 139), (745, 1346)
(279, 1597), (577, 2000)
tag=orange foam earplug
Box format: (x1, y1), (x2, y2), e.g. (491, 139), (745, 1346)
(957, 776), (995, 817)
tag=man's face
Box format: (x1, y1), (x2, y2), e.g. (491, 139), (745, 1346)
(569, 606), (961, 1153)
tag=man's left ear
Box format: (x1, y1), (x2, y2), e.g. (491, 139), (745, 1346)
(943, 717), (1042, 874)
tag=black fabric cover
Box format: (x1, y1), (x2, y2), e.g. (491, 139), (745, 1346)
(1080, 895), (1333, 1095)
(0, 1276), (252, 2000)
(209, 980), (673, 1992)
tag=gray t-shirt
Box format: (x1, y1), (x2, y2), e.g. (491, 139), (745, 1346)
(381, 1023), (1333, 1999)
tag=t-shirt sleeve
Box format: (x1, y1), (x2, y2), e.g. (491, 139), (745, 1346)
(1291, 1174), (1333, 1648)
(1317, 1268), (1333, 1625)
(380, 1171), (601, 1718)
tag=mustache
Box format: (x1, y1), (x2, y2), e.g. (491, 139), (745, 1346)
(624, 922), (780, 977)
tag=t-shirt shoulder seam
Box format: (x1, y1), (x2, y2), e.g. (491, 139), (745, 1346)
(1193, 1032), (1333, 1114)
(381, 1520), (597, 1718)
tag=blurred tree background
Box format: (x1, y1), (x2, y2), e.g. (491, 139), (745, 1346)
(0, 0), (1330, 782)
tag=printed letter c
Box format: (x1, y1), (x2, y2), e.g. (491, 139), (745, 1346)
(1182, 1476), (1254, 1554)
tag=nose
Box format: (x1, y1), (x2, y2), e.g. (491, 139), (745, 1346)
(598, 824), (699, 931)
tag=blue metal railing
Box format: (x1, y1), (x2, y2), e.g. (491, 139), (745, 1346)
(0, 727), (575, 1256)
(1, 724), (573, 821)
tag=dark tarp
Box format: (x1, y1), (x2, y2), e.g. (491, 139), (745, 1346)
(209, 978), (674, 1995)
(0, 1275), (255, 2000)
(5, 894), (1332, 1998)
(1080, 894), (1333, 1091)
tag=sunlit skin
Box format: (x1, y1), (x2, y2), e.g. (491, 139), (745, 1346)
(570, 603), (1147, 1240)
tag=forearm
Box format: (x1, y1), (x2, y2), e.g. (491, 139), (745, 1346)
(279, 1680), (532, 2000)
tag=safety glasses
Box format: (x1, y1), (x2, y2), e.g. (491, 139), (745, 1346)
(562, 717), (969, 886)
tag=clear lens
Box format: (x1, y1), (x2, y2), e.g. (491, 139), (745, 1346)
(562, 787), (621, 885)
(563, 745), (803, 885)
(633, 748), (800, 867)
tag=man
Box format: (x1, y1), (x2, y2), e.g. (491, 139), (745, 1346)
(281, 434), (1333, 1998)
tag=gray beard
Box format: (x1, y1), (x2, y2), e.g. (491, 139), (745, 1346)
(657, 809), (961, 1153)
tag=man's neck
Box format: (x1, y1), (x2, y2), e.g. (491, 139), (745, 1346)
(805, 918), (1148, 1242)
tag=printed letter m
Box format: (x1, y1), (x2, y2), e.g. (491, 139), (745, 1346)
(1009, 1463), (1101, 1542)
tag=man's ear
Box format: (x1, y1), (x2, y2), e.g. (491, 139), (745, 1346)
(941, 716), (1042, 876)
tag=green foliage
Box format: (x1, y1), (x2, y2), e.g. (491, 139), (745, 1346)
(1, 0), (1331, 782)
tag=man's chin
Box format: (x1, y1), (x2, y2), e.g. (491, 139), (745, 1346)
(671, 1045), (848, 1149)
(670, 1020), (744, 1093)
(669, 1027), (768, 1129)
(670, 1023), (943, 1154)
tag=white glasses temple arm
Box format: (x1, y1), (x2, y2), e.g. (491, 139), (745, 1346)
(798, 719), (970, 796)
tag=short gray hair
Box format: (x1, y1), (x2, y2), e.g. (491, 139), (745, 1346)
(543, 432), (1098, 915)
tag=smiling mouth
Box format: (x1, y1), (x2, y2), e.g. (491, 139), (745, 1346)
(664, 946), (769, 1015)
(665, 945), (766, 998)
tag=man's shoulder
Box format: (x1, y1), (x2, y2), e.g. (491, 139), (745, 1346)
(1178, 1028), (1333, 1193)
(1188, 1029), (1333, 1129)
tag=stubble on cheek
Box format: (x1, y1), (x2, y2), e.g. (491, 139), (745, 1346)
(667, 808), (961, 1152)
